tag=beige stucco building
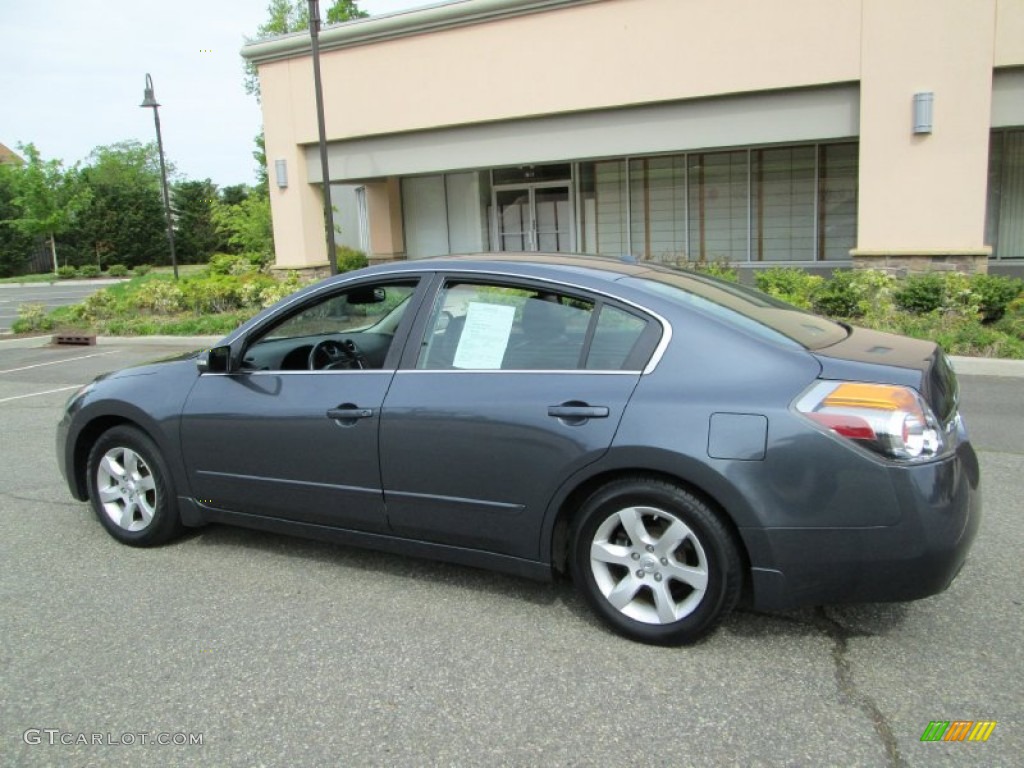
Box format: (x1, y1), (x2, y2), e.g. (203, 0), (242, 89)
(243, 0), (1024, 277)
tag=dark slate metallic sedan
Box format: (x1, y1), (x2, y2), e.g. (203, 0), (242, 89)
(57, 255), (980, 645)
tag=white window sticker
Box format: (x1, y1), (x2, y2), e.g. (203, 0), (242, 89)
(452, 302), (516, 369)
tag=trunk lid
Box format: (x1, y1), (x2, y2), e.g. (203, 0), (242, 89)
(812, 326), (959, 426)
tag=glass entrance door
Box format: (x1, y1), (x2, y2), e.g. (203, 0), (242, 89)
(494, 184), (573, 252)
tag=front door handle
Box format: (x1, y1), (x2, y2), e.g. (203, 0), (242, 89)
(548, 402), (609, 425)
(326, 404), (374, 425)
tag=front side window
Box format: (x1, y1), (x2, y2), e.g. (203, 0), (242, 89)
(244, 281), (418, 371)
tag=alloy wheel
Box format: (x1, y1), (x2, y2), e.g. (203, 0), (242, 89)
(589, 505), (709, 625)
(96, 446), (158, 532)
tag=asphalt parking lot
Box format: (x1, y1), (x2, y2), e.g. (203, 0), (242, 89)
(0, 281), (120, 333)
(1, 337), (1021, 767)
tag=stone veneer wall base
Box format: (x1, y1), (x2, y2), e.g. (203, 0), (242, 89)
(850, 251), (990, 277)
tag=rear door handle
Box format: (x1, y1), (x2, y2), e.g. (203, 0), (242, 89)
(548, 405), (609, 418)
(548, 403), (609, 425)
(326, 405), (374, 424)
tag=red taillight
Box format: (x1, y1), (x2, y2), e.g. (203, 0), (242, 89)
(795, 381), (947, 462)
(805, 412), (876, 441)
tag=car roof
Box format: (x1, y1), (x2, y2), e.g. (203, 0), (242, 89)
(361, 252), (655, 283)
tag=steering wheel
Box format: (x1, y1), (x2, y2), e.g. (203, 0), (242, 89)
(308, 339), (365, 370)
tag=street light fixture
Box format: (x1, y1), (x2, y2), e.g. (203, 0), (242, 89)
(140, 73), (179, 280)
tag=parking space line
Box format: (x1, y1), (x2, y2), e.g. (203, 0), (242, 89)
(0, 350), (117, 374)
(0, 384), (82, 404)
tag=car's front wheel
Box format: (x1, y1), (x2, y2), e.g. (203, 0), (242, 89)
(86, 425), (182, 546)
(570, 478), (741, 645)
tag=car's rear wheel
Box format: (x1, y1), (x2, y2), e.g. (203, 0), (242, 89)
(569, 478), (741, 645)
(86, 425), (182, 546)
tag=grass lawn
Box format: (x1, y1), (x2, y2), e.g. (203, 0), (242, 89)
(0, 273), (60, 284)
(150, 264), (207, 277)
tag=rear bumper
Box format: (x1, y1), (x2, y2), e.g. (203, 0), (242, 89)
(745, 439), (981, 611)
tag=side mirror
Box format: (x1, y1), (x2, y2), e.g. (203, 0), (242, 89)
(196, 345), (232, 374)
(348, 286), (386, 305)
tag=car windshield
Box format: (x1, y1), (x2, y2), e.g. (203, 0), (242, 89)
(622, 268), (849, 350)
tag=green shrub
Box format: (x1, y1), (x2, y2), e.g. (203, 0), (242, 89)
(56, 266), (77, 279)
(994, 296), (1024, 341)
(180, 274), (243, 313)
(336, 246), (369, 273)
(684, 258), (739, 283)
(132, 280), (184, 314)
(107, 264), (129, 277)
(207, 253), (261, 276)
(78, 265), (101, 278)
(78, 290), (121, 320)
(11, 303), (54, 333)
(258, 271), (307, 308)
(813, 269), (896, 319)
(754, 268), (824, 310)
(132, 264), (152, 276)
(894, 273), (944, 314)
(893, 272), (981, 318)
(970, 274), (1023, 323)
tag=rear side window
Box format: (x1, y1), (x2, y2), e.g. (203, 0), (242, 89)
(586, 306), (648, 370)
(416, 281), (656, 371)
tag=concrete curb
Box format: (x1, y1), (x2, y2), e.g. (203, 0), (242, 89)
(0, 279), (128, 287)
(949, 356), (1024, 378)
(0, 334), (222, 349)
(95, 335), (223, 346)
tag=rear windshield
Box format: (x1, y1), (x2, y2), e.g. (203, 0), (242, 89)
(621, 269), (849, 350)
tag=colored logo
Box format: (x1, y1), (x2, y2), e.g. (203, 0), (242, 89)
(920, 720), (996, 742)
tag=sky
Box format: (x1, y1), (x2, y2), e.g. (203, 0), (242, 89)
(0, 0), (437, 188)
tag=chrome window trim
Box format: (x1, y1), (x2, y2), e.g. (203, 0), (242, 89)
(202, 368), (637, 377)
(224, 265), (673, 375)
(396, 369), (638, 376)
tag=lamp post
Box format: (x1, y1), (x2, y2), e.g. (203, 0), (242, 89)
(308, 0), (338, 275)
(139, 73), (178, 280)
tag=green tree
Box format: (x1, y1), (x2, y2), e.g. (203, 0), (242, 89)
(220, 184), (250, 207)
(325, 1), (368, 24)
(244, 1), (369, 102)
(212, 187), (274, 260)
(4, 144), (91, 273)
(74, 141), (169, 268)
(244, 0), (369, 194)
(253, 131), (269, 191)
(172, 179), (220, 263)
(0, 163), (39, 277)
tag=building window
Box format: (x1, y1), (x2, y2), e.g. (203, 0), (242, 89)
(402, 175), (448, 259)
(629, 156), (687, 264)
(689, 150), (750, 263)
(584, 142), (858, 263)
(579, 160), (628, 256)
(987, 129), (1024, 259)
(817, 143), (858, 261)
(404, 142), (858, 263)
(402, 172), (491, 259)
(447, 172), (490, 254)
(752, 146), (815, 261)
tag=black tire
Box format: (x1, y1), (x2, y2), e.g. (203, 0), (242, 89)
(86, 425), (182, 547)
(569, 477), (741, 645)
